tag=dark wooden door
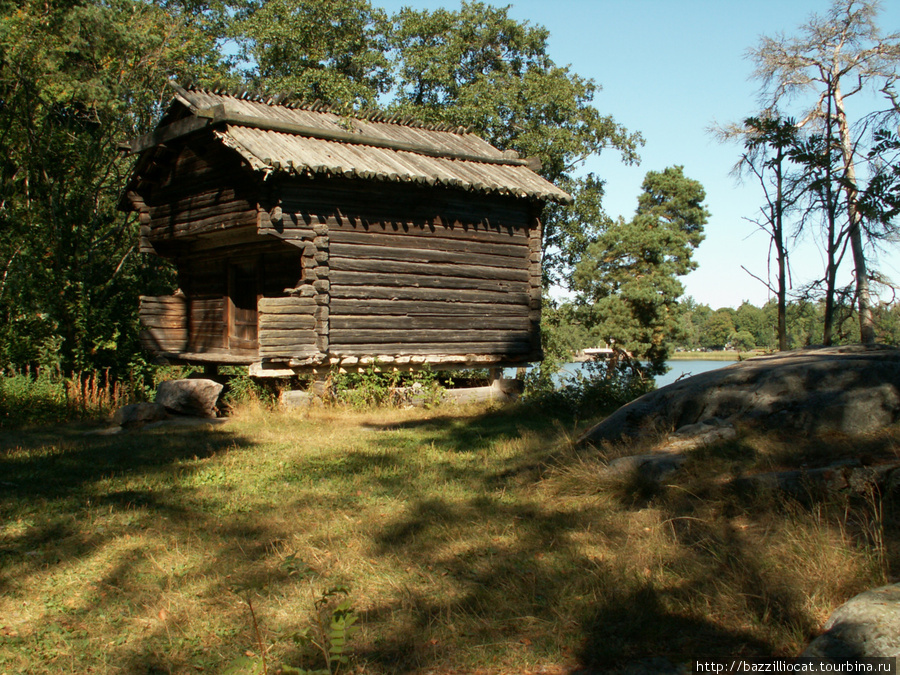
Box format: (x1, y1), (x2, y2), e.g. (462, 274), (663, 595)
(228, 261), (259, 352)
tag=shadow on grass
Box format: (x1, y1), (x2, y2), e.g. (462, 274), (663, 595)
(578, 585), (774, 668)
(362, 401), (587, 453)
(353, 484), (795, 673)
(0, 423), (249, 499)
(0, 420), (306, 674)
(0, 426), (252, 567)
(351, 407), (899, 673)
(4, 404), (896, 675)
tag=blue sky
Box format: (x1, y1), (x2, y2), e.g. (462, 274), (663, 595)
(376, 0), (900, 309)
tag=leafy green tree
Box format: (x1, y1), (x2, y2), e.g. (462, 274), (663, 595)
(735, 301), (775, 350)
(674, 296), (706, 351)
(873, 301), (900, 345)
(785, 299), (823, 347)
(0, 0), (228, 372)
(384, 1), (643, 287)
(573, 166), (708, 375)
(231, 0), (391, 110)
(538, 299), (592, 370)
(700, 310), (736, 350)
(730, 330), (757, 352)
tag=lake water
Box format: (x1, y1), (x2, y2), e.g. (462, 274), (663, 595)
(506, 359), (734, 389)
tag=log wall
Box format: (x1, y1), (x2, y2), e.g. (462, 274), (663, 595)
(136, 141), (259, 245)
(139, 295), (187, 353)
(266, 176), (542, 367)
(258, 296), (319, 362)
(188, 296), (226, 352)
(132, 145), (544, 370)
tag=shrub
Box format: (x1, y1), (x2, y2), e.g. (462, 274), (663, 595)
(328, 363), (445, 409)
(523, 356), (653, 418)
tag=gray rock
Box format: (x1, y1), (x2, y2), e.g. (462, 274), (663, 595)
(730, 460), (862, 495)
(803, 583), (900, 659)
(110, 402), (168, 428)
(281, 390), (313, 407)
(155, 379), (223, 418)
(579, 346), (900, 448)
(661, 418), (737, 452)
(606, 453), (687, 482)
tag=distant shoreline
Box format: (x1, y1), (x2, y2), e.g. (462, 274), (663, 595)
(572, 350), (763, 363)
(669, 350), (762, 361)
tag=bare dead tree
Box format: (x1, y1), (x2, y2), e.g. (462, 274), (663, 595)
(749, 0), (900, 343)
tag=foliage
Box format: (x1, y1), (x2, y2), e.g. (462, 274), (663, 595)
(328, 363), (445, 409)
(229, 584), (359, 675)
(220, 367), (280, 409)
(283, 586), (360, 675)
(522, 356), (653, 419)
(231, 0), (390, 110)
(666, 293), (900, 352)
(0, 367), (148, 428)
(860, 127), (900, 232)
(0, 0), (228, 375)
(573, 166), (708, 375)
(700, 309), (736, 351)
(731, 115), (801, 350)
(729, 330), (756, 353)
(383, 1), (642, 288)
(232, 0), (643, 288)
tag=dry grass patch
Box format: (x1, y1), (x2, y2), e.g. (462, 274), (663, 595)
(0, 402), (896, 674)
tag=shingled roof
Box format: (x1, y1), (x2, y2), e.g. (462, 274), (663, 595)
(124, 83), (572, 204)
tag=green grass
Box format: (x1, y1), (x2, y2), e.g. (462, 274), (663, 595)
(0, 400), (897, 674)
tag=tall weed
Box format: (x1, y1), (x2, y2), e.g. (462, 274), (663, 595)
(0, 366), (149, 427)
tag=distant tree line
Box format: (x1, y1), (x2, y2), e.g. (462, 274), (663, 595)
(675, 296), (900, 352)
(545, 293), (900, 360)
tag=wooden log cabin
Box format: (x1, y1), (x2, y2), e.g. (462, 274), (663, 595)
(120, 84), (571, 376)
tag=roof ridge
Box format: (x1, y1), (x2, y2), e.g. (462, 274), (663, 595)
(175, 81), (473, 135)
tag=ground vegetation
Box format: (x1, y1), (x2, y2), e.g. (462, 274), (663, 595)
(0, 399), (895, 674)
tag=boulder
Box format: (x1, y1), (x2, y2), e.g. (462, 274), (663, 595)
(281, 390), (313, 408)
(580, 346), (900, 448)
(605, 452), (687, 482)
(803, 583), (900, 659)
(110, 402), (168, 428)
(155, 379), (223, 418)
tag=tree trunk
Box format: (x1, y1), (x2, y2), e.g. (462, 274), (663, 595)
(774, 149), (788, 351)
(834, 82), (876, 344)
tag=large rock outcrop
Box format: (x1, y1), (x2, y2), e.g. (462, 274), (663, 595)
(803, 583), (900, 659)
(580, 345), (900, 448)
